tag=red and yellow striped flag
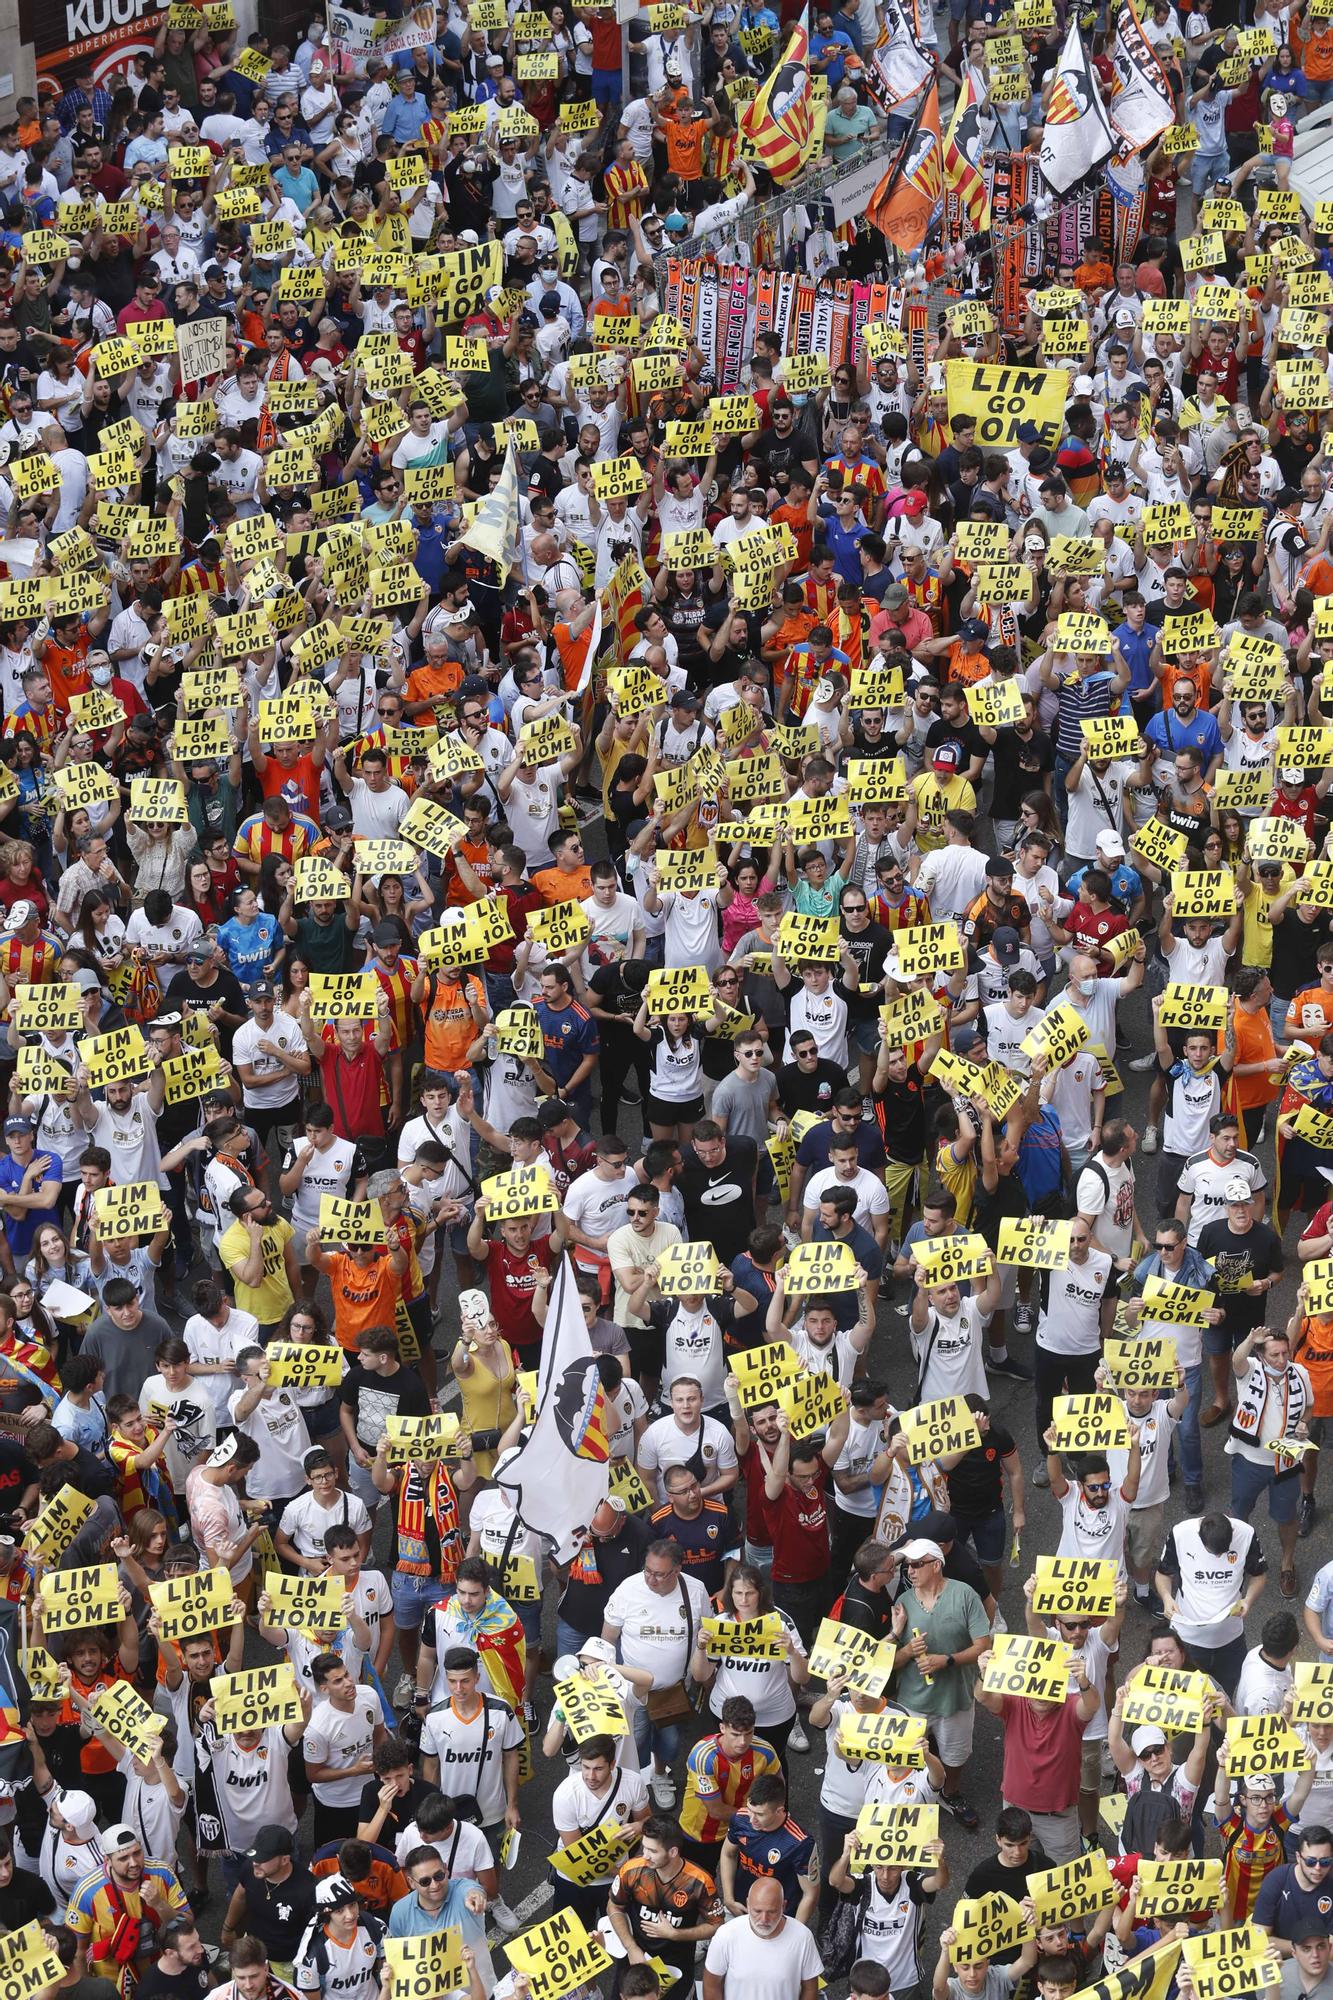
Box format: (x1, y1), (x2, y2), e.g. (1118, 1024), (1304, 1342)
(943, 70), (991, 234)
(738, 23), (816, 184)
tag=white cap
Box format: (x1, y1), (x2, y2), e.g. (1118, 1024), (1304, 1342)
(899, 1539), (944, 1564)
(1223, 1176), (1253, 1202)
(101, 1823), (142, 1852)
(1024, 535), (1045, 551)
(578, 1636), (617, 1664)
(1096, 831), (1126, 858)
(458, 229), (480, 245)
(1072, 374), (1094, 397)
(55, 1789), (98, 1833)
(1131, 1726), (1167, 1754)
(1115, 308), (1136, 326)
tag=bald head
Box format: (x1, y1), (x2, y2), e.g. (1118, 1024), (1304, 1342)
(747, 1878), (786, 1937)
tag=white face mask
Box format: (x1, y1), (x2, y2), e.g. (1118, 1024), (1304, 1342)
(1074, 977), (1096, 998)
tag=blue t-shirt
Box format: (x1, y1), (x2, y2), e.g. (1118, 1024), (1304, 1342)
(1017, 1106), (1064, 1205)
(1145, 707), (1223, 769)
(534, 997), (599, 1088)
(1066, 861), (1143, 912)
(217, 913), (280, 988)
(0, 1151), (62, 1257)
(726, 1809), (815, 1911)
(1112, 621), (1155, 698)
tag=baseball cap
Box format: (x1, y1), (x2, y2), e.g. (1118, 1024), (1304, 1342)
(899, 490), (928, 517)
(247, 1827), (295, 1860)
(185, 944), (214, 965)
(248, 980), (277, 1001)
(370, 921), (402, 946)
(458, 228), (480, 245)
(1072, 374), (1095, 397)
(317, 1875), (359, 1910)
(991, 925), (1022, 966)
(3, 1117), (32, 1136)
(1290, 1922), (1329, 1945)
(72, 967), (101, 993)
(1223, 1176), (1252, 1202)
(538, 292), (563, 318)
(932, 742), (961, 771)
(1096, 832), (1126, 858)
(1115, 307), (1136, 326)
(55, 1789), (98, 1830)
(914, 1508), (957, 1544)
(324, 805), (353, 832)
(952, 1023), (984, 1054)
(881, 582), (909, 609)
(899, 1539), (944, 1564)
(102, 1823), (142, 1853)
(577, 1636), (617, 1664)
(959, 618), (989, 642)
(1130, 1726), (1168, 1754)
(1016, 421), (1041, 443)
(985, 857), (1015, 880)
(671, 688), (700, 710)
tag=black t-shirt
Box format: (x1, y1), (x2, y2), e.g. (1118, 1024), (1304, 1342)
(0, 1435), (37, 1501)
(840, 920), (892, 1017)
(676, 1137), (759, 1265)
(988, 725), (1055, 824)
(339, 1363), (432, 1437)
(588, 962), (643, 1021)
(7, 1863), (53, 1927)
(972, 1169), (1031, 1249)
(1269, 907), (1333, 1002)
(873, 1066), (927, 1165)
(558, 1513), (654, 1635)
(776, 1056), (848, 1115)
(1196, 1219), (1283, 1332)
(357, 1772), (438, 1846)
(232, 1862), (319, 1959)
(948, 1420), (1018, 1517)
(925, 715), (988, 771)
(135, 1965), (211, 2000)
(963, 1848), (1053, 1960)
(167, 966), (250, 1060)
(837, 1576), (895, 1642)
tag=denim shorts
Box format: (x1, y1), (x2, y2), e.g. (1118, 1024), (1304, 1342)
(1230, 1449), (1300, 1525)
(390, 1569), (448, 1632)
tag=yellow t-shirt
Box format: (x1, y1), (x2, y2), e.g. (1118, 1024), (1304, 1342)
(1241, 864), (1294, 969)
(911, 772), (977, 853)
(218, 1215), (295, 1325)
(935, 1138), (977, 1228)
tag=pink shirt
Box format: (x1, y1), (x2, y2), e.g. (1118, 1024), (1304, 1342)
(998, 1693), (1088, 1813)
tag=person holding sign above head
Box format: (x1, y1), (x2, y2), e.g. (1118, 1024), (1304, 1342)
(1197, 1177), (1285, 1432)
(1031, 1222), (1116, 1485)
(827, 1831), (950, 2000)
(909, 1256), (1003, 1407)
(1044, 1433), (1142, 1577)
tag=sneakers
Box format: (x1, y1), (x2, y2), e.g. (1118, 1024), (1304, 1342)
(1300, 1494), (1317, 1539)
(1032, 1460), (1050, 1488)
(1128, 1052), (1159, 1072)
(787, 1717), (810, 1753)
(1183, 1483), (1204, 1512)
(490, 1901), (522, 1936)
(1134, 1585), (1165, 1615)
(941, 1794), (979, 1829)
(393, 1673), (416, 1709)
(1281, 1567), (1299, 1600)
(1142, 1124), (1160, 1153)
(650, 1773), (677, 1809)
(1012, 1300), (1036, 1335)
(988, 1351), (1034, 1380)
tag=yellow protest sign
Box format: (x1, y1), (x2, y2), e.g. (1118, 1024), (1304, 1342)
(384, 1930), (468, 2000)
(1027, 1851), (1118, 1926)
(702, 1614), (787, 1661)
(384, 1412), (463, 1466)
(880, 987), (944, 1045)
(967, 679), (1027, 729)
(308, 974), (378, 1021)
(147, 1565), (233, 1643)
(728, 1341), (804, 1409)
(22, 1482), (93, 1562)
(91, 1182), (169, 1242)
(11, 983), (81, 1035)
(654, 1242), (723, 1297)
(1021, 1002), (1090, 1071)
(778, 1370), (847, 1441)
(893, 923), (965, 979)
(1102, 1338), (1180, 1391)
(39, 1562), (121, 1633)
(850, 1802), (939, 1871)
(981, 1633), (1072, 1704)
(1031, 1557), (1117, 1620)
(1135, 1860), (1223, 1920)
(1079, 715), (1141, 759)
(899, 1396), (982, 1465)
(552, 1673), (629, 1742)
(0, 1925), (64, 2000)
(1050, 1394), (1130, 1452)
(837, 1709), (927, 1764)
(91, 1679), (167, 1763)
(210, 1661), (303, 1734)
(948, 1895), (1030, 1967)
(911, 1231), (994, 1290)
(996, 1217), (1072, 1271)
(264, 1342), (344, 1391)
(54, 761), (120, 809)
(783, 1240), (861, 1295)
(1291, 1661), (1333, 1724)
(945, 360), (1067, 447)
(316, 1195), (383, 1248)
(810, 1617), (899, 1695)
(1131, 818), (1191, 871)
(480, 1165), (559, 1222)
(504, 1908), (613, 2000)
(547, 1820), (638, 1885)
(1224, 1712), (1311, 1774)
(1159, 982), (1228, 1032)
(777, 912), (842, 966)
(262, 1572), (346, 1631)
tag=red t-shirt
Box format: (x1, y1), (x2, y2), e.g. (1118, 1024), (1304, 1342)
(771, 1465), (830, 1584)
(739, 1439), (777, 1550)
(484, 1235), (553, 1349)
(1066, 902), (1130, 968)
(998, 1692), (1088, 1813)
(320, 1035), (385, 1141)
